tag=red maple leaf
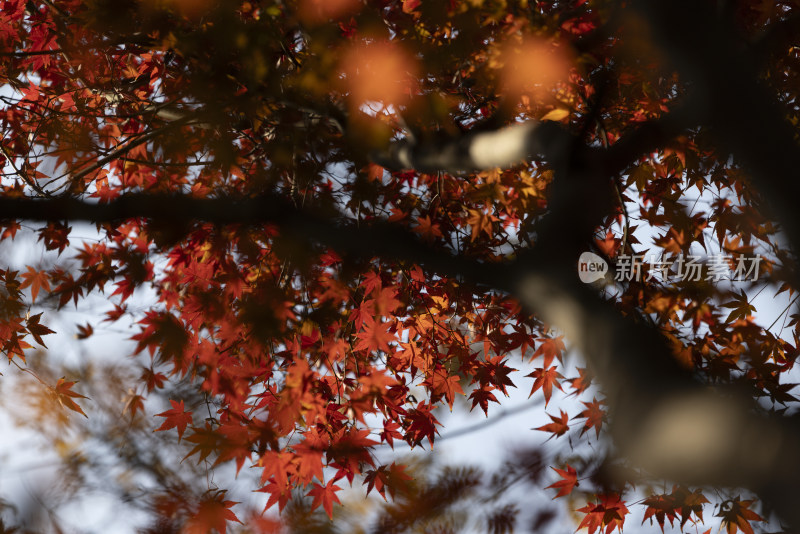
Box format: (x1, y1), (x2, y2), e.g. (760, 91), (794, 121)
(259, 479), (292, 513)
(535, 410), (569, 438)
(154, 399), (193, 440)
(364, 462), (412, 501)
(26, 312), (55, 347)
(577, 494), (630, 534)
(575, 397), (607, 438)
(53, 377), (88, 418)
(405, 401), (441, 448)
(308, 479), (342, 519)
(469, 387), (499, 415)
(526, 366), (564, 406)
(545, 464), (579, 499)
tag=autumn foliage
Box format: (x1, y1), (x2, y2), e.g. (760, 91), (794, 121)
(1, 0), (799, 532)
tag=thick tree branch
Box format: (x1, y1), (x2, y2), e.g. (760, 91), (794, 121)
(372, 99), (695, 177)
(371, 121), (569, 173)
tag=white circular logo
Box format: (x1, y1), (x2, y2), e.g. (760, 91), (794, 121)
(578, 252), (608, 284)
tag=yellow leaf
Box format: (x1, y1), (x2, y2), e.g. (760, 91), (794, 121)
(541, 108), (570, 121)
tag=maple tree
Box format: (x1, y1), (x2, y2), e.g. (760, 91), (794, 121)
(2, 0), (800, 532)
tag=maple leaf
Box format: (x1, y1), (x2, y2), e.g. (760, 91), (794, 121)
(641, 485), (708, 532)
(141, 367), (167, 392)
(567, 367), (593, 396)
(53, 377), (88, 418)
(354, 316), (395, 353)
(469, 387), (499, 415)
(154, 399), (193, 441)
(575, 397), (607, 438)
(532, 336), (566, 368)
(545, 464), (578, 499)
(103, 304), (127, 323)
(292, 432), (327, 484)
(19, 266), (50, 303)
(360, 271), (383, 295)
(328, 427), (378, 481)
(413, 215), (444, 242)
(577, 494), (630, 534)
(475, 353), (517, 395)
(364, 286), (402, 316)
(364, 462), (412, 501)
(122, 392), (145, 418)
(26, 312), (54, 348)
(183, 423), (222, 464)
(717, 498), (764, 534)
(526, 366), (564, 406)
(405, 402), (441, 448)
(308, 479), (342, 519)
(259, 479), (293, 513)
(721, 289), (756, 323)
(672, 486), (709, 527)
(466, 206), (499, 241)
(535, 410), (569, 438)
(642, 493), (679, 532)
(424, 366), (465, 409)
(184, 493), (240, 534)
(37, 222), (70, 254)
(75, 322), (93, 340)
(379, 420), (404, 448)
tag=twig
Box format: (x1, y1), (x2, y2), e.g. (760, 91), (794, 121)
(597, 120), (630, 255)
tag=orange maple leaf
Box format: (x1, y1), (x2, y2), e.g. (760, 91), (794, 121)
(425, 366), (465, 409)
(369, 286), (403, 316)
(354, 316), (395, 353)
(717, 498), (764, 534)
(526, 365), (564, 406)
(19, 266), (50, 303)
(466, 206), (498, 241)
(546, 464), (578, 499)
(535, 409), (569, 438)
(566, 367), (593, 396)
(184, 493), (240, 534)
(532, 336), (566, 367)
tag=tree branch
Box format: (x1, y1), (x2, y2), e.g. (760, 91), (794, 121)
(371, 121), (569, 174)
